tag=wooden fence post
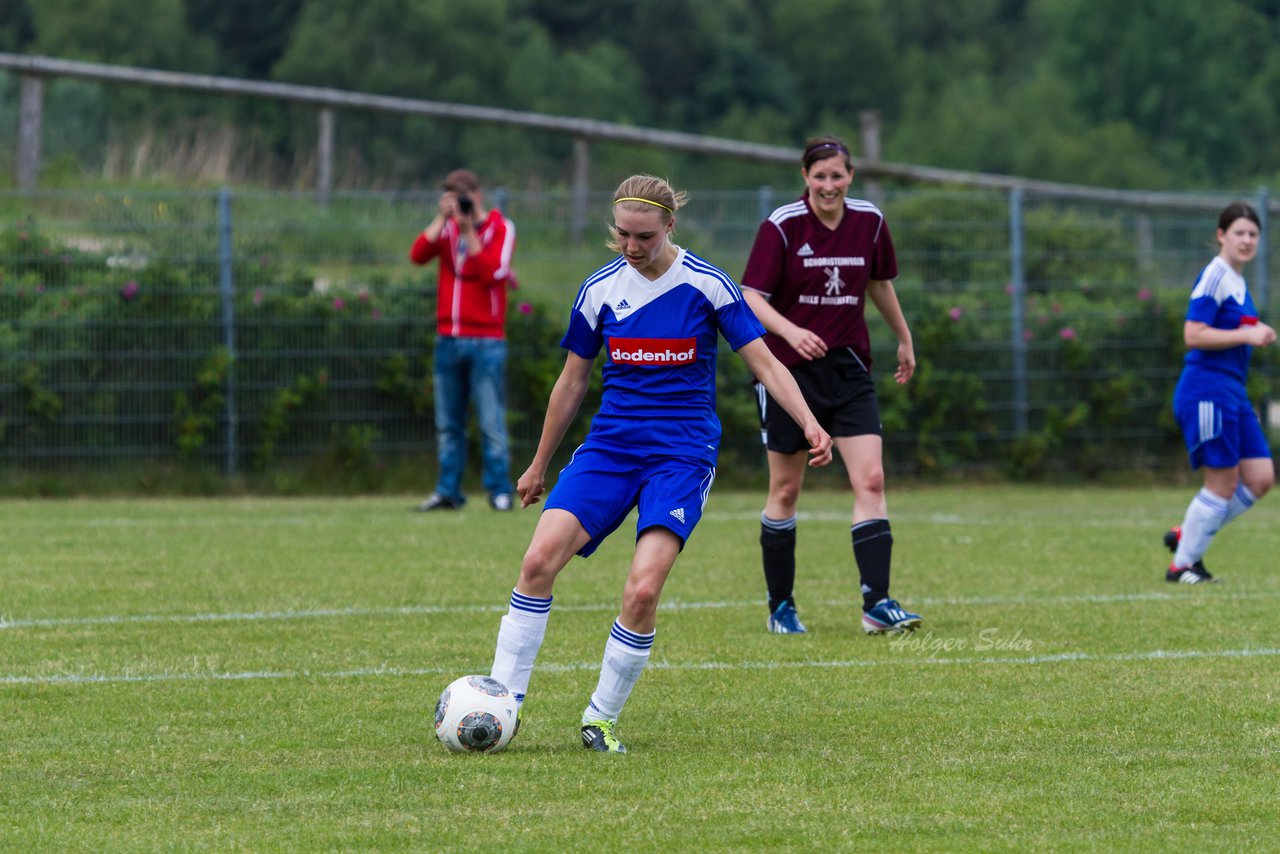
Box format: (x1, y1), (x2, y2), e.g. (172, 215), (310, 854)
(17, 72), (44, 191)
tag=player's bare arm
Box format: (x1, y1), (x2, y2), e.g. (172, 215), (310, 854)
(517, 353), (594, 507)
(737, 339), (833, 466)
(743, 289), (828, 361)
(1184, 320), (1277, 350)
(867, 279), (916, 384)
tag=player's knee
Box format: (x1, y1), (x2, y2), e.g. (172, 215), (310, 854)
(1246, 468), (1275, 498)
(851, 466), (885, 496)
(519, 544), (564, 588)
(770, 478), (803, 508)
(622, 578), (663, 617)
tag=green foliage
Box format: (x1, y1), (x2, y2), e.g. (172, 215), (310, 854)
(13, 0), (1280, 190)
(255, 368), (330, 468)
(2, 190), (1271, 492)
(173, 347), (230, 458)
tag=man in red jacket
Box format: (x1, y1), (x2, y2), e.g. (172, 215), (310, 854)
(411, 168), (517, 511)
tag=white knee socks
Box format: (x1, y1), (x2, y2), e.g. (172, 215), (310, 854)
(582, 619), (654, 724)
(490, 589), (552, 703)
(1173, 488), (1230, 568)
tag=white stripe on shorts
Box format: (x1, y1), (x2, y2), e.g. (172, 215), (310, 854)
(1198, 400), (1221, 444)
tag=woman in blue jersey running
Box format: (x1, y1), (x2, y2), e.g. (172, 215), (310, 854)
(488, 174), (832, 752)
(1165, 202), (1276, 583)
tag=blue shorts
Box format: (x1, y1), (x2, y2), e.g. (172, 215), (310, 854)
(1173, 397), (1271, 469)
(544, 443), (717, 558)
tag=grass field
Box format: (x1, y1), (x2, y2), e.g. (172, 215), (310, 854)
(3, 486), (1279, 852)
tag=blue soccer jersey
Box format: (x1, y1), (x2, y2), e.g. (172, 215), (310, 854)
(560, 247), (766, 462)
(1176, 256), (1259, 407)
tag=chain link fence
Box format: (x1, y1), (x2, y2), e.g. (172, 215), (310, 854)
(2, 186), (1274, 489)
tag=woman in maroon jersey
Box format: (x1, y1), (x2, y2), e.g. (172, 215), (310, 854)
(740, 134), (923, 637)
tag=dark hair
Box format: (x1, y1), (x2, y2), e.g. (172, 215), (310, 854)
(1218, 201), (1260, 232)
(801, 135), (853, 172)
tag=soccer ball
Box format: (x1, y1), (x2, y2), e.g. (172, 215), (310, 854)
(433, 675), (519, 753)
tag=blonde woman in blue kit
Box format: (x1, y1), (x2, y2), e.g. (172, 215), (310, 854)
(487, 175), (832, 752)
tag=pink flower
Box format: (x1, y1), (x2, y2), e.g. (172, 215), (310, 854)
(1004, 283), (1015, 295)
(120, 281), (140, 301)
(1137, 288), (1152, 301)
(371, 308), (382, 319)
(358, 290), (370, 302)
(332, 297), (346, 311)
(518, 302), (533, 315)
(253, 289), (264, 306)
(1022, 329), (1033, 341)
(1059, 327), (1076, 340)
(1051, 302), (1062, 314)
(949, 307), (963, 321)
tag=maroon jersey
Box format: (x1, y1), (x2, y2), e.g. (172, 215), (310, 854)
(741, 196), (897, 369)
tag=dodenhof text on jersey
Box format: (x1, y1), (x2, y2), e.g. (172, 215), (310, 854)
(609, 337), (697, 366)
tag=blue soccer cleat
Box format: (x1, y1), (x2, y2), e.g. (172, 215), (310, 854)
(862, 598), (923, 635)
(767, 600), (808, 634)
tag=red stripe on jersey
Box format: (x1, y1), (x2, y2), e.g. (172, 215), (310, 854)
(609, 337), (697, 366)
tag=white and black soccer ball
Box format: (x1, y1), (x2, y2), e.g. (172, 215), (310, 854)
(433, 675), (519, 753)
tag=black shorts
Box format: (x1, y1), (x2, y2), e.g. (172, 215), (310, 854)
(755, 348), (882, 454)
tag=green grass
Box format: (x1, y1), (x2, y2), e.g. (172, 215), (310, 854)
(3, 486), (1279, 852)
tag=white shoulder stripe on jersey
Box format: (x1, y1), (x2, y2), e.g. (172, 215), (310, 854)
(1190, 256), (1245, 306)
(766, 200), (808, 226)
(845, 198), (887, 242)
(572, 256), (627, 313)
(845, 198), (884, 217)
(683, 252), (746, 301)
(766, 201), (808, 249)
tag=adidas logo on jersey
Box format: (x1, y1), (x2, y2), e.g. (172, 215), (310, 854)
(609, 336), (697, 366)
(669, 507), (686, 524)
(796, 243), (814, 257)
(616, 298), (632, 311)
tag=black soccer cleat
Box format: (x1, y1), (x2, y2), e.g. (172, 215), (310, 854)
(1166, 564), (1219, 585)
(1163, 526), (1213, 579)
(580, 720), (627, 753)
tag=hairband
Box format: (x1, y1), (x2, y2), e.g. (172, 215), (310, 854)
(804, 141), (849, 160)
(614, 197), (673, 213)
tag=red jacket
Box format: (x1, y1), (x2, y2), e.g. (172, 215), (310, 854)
(410, 209), (515, 338)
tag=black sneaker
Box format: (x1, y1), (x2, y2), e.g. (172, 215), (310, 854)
(415, 492), (461, 512)
(580, 720), (627, 753)
(1166, 564), (1219, 585)
(1163, 526), (1212, 578)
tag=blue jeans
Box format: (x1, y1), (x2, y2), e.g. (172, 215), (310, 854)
(433, 336), (513, 503)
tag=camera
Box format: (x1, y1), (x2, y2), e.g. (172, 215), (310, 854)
(456, 193), (474, 216)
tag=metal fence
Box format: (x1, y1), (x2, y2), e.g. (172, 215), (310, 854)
(1, 186), (1274, 486)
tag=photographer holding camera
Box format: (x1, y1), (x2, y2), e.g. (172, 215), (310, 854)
(411, 168), (518, 512)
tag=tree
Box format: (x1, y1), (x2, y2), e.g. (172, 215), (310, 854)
(1034, 0), (1280, 185)
(182, 0), (304, 78)
(0, 0), (35, 52)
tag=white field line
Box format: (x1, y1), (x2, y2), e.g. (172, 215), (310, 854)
(4, 646), (1280, 688)
(22, 509), (1173, 528)
(4, 587), (1280, 632)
